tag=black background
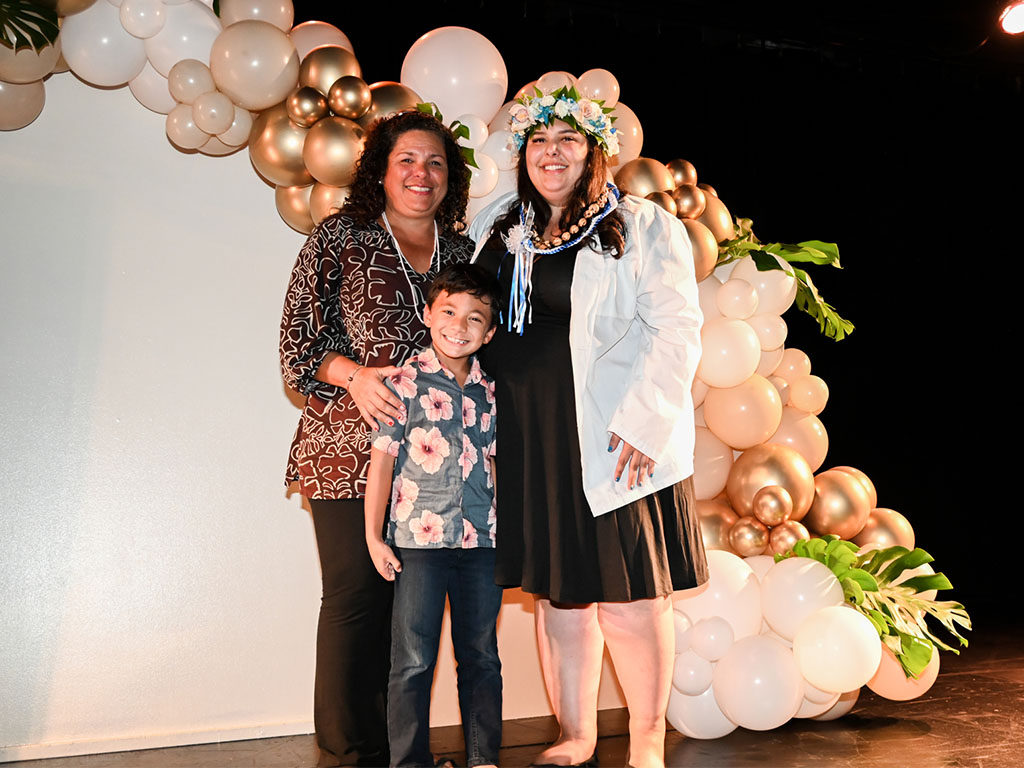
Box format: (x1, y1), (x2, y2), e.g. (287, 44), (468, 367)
(293, 0), (1023, 622)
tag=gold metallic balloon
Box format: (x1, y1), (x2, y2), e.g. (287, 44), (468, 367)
(729, 516), (769, 557)
(672, 183), (707, 219)
(46, 0), (98, 16)
(831, 466), (878, 509)
(667, 158), (698, 187)
(287, 86), (329, 128)
(769, 520), (810, 556)
(357, 81), (422, 128)
(697, 191), (735, 243)
(645, 191), (677, 216)
(681, 219), (719, 283)
(328, 75), (372, 120)
(752, 485), (794, 527)
(726, 443), (815, 522)
(851, 508), (915, 551)
(302, 116), (364, 187)
(698, 182), (718, 198)
(310, 183), (352, 224)
(804, 470), (872, 540)
(613, 157), (675, 198)
(696, 498), (738, 553)
(299, 44), (361, 97)
(248, 103), (313, 186)
(275, 184), (314, 234)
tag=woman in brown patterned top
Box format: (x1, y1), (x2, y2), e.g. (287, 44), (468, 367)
(280, 110), (472, 767)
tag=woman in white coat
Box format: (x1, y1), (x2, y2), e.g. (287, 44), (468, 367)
(469, 87), (708, 768)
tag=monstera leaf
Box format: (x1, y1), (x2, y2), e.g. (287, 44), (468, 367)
(0, 0), (59, 53)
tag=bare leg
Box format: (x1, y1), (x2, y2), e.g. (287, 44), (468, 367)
(598, 597), (674, 768)
(533, 598), (604, 766)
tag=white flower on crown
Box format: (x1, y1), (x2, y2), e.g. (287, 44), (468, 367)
(539, 94), (555, 107)
(554, 100), (570, 118)
(579, 100), (602, 121)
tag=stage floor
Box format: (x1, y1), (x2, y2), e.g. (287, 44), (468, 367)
(8, 613), (1019, 768)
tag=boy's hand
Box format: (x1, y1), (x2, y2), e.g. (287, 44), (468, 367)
(367, 538), (402, 581)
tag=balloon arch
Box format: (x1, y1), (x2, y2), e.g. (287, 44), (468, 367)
(1, 0), (970, 739)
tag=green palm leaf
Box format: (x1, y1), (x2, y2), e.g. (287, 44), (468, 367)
(0, 0), (59, 53)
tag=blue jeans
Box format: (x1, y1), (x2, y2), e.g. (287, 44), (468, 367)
(389, 547), (503, 768)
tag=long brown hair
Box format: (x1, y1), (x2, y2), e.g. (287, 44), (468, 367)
(490, 134), (625, 257)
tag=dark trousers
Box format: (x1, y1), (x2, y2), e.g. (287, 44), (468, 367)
(389, 547), (504, 768)
(310, 498), (394, 767)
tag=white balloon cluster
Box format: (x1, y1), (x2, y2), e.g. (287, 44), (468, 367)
(668, 549), (931, 736)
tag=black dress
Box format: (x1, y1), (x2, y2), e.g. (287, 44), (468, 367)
(476, 234), (708, 604)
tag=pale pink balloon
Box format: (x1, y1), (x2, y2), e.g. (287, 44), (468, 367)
(666, 684), (737, 739)
(535, 70), (576, 92)
(756, 345), (784, 378)
(219, 0), (294, 31)
(61, 0), (147, 86)
(867, 642), (940, 701)
(730, 254), (798, 315)
(693, 427), (733, 500)
(769, 406), (828, 471)
(144, 1), (221, 77)
(788, 374), (829, 414)
(0, 36), (61, 83)
(120, 0), (166, 39)
(697, 275), (723, 322)
(692, 377), (709, 409)
(289, 20), (353, 60)
(0, 79), (45, 131)
(811, 688), (860, 721)
(129, 61), (175, 114)
(774, 348), (812, 381)
(609, 101), (643, 164)
(167, 59), (215, 104)
(716, 278), (759, 319)
(577, 67), (619, 107)
(704, 375), (783, 450)
(747, 313), (788, 350)
(218, 106), (253, 146)
(166, 102), (208, 149)
(192, 90), (234, 135)
(769, 375), (790, 405)
(696, 318), (762, 389)
(487, 100), (515, 133)
(210, 19), (299, 111)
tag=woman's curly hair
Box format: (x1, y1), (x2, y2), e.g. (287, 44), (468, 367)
(490, 135), (625, 257)
(340, 110), (470, 234)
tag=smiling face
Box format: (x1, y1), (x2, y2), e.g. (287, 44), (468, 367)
(423, 289), (496, 372)
(382, 129), (449, 223)
(524, 120), (590, 209)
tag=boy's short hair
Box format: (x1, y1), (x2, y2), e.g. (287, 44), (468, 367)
(425, 263), (502, 328)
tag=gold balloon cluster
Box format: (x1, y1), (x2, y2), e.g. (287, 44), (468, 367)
(614, 157), (733, 282)
(697, 445), (915, 557)
(251, 45), (422, 233)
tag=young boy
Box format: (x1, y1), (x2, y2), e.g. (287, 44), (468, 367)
(364, 263), (503, 768)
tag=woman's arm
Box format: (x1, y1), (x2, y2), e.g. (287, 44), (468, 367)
(364, 446), (401, 581)
(315, 352), (403, 430)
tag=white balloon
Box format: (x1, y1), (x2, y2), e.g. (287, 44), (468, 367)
(795, 691), (841, 718)
(666, 685), (737, 740)
(129, 60), (176, 114)
(577, 67), (619, 107)
(695, 317), (762, 389)
(468, 153), (499, 198)
(743, 555), (775, 582)
(761, 557), (844, 641)
(716, 278), (759, 319)
(120, 0), (166, 39)
(674, 550), (762, 640)
(672, 650), (713, 696)
(401, 26), (507, 125)
(712, 635), (803, 730)
(288, 20), (352, 60)
(731, 254), (798, 316)
(693, 426), (731, 501)
(690, 617), (734, 662)
(793, 606), (882, 693)
(487, 100), (515, 133)
(480, 129), (516, 171)
(166, 102), (208, 149)
(672, 608), (694, 654)
(454, 113), (488, 149)
(803, 677), (839, 705)
(609, 101), (643, 165)
(61, 0), (147, 86)
(466, 166), (515, 225)
(811, 688), (860, 721)
(144, 1), (222, 77)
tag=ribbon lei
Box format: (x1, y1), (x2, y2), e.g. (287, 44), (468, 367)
(501, 203), (537, 335)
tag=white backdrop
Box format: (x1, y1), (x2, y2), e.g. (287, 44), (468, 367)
(0, 73), (625, 762)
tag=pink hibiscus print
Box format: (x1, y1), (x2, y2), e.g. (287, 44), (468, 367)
(484, 379), (496, 404)
(410, 510), (445, 545)
(391, 475), (419, 522)
(458, 434), (478, 480)
(420, 387), (454, 422)
(462, 518), (478, 548)
(407, 426), (450, 474)
(373, 434), (401, 458)
(391, 365), (418, 399)
(416, 348), (442, 374)
(463, 397), (477, 428)
(480, 410), (492, 432)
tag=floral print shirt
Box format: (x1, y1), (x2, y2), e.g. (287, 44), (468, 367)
(372, 347), (497, 549)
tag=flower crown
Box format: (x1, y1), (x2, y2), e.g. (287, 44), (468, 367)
(508, 86), (619, 157)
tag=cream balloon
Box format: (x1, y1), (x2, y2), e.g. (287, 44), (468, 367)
(774, 347), (812, 381)
(693, 426), (733, 501)
(487, 100), (514, 133)
(747, 313), (788, 350)
(696, 318), (761, 389)
(697, 274), (723, 322)
(795, 691), (841, 719)
(793, 606), (882, 693)
(167, 58), (215, 104)
(192, 90), (234, 134)
(609, 101), (643, 165)
(692, 377), (709, 409)
(769, 407), (829, 471)
(666, 684), (737, 740)
(756, 345), (784, 378)
(760, 557), (844, 640)
(716, 278), (759, 319)
(0, 79), (45, 131)
(673, 608), (694, 654)
(119, 0), (165, 39)
(788, 374), (829, 414)
(576, 67), (619, 107)
(275, 183), (314, 234)
(143, 1), (221, 77)
(129, 61), (175, 114)
(673, 550), (762, 639)
(703, 375), (783, 451)
(165, 102), (208, 149)
(672, 649), (713, 696)
(400, 26), (507, 124)
(811, 688), (860, 721)
(468, 153), (499, 198)
(769, 374), (790, 405)
(0, 37), (61, 83)
(219, 0), (294, 31)
(309, 183), (351, 224)
(535, 69), (576, 93)
(731, 253), (798, 316)
(480, 129), (516, 171)
(210, 20), (299, 111)
(712, 636), (804, 730)
(690, 616), (734, 662)
(60, 0), (146, 85)
(455, 113), (489, 150)
(288, 20), (352, 60)
(217, 106), (253, 146)
(198, 135), (241, 156)
(466, 166), (516, 225)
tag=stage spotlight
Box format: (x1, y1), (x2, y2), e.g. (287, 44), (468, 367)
(1000, 1), (1024, 34)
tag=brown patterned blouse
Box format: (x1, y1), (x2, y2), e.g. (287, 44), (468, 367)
(280, 213), (473, 499)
